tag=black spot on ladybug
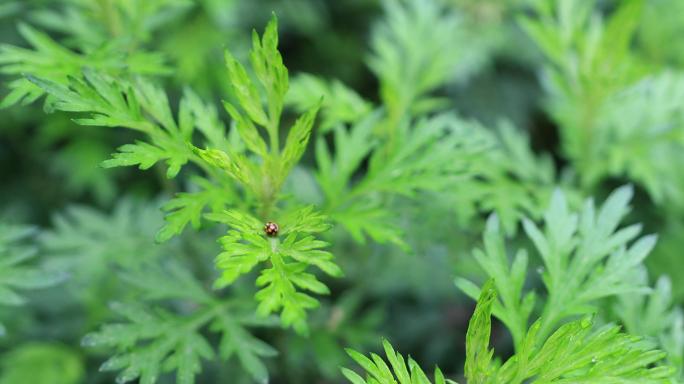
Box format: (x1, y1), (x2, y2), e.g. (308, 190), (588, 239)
(264, 221), (279, 237)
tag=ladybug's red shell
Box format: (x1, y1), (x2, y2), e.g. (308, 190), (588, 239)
(264, 221), (279, 237)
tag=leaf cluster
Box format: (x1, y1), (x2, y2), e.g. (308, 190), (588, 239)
(462, 281), (674, 384)
(520, 0), (684, 210)
(458, 186), (655, 347)
(208, 206), (341, 335)
(344, 280), (675, 384)
(81, 266), (277, 384)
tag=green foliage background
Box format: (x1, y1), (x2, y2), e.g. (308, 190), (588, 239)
(1, 0), (684, 383)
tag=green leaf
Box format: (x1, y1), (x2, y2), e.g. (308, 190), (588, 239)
(523, 319), (672, 382)
(278, 205), (331, 235)
(206, 209), (263, 233)
(0, 22), (169, 108)
(614, 269), (684, 376)
(194, 147), (257, 189)
(464, 279), (496, 384)
(342, 339), (451, 384)
(332, 200), (407, 249)
(224, 50), (269, 127)
(210, 312), (278, 383)
(594, 72), (684, 208)
(457, 215), (535, 350)
(287, 73), (372, 132)
(39, 199), (171, 298)
(369, 0), (459, 117)
(281, 100), (321, 173)
(180, 88), (228, 149)
(249, 14), (289, 128)
(321, 113), (488, 248)
(457, 186), (678, 382)
(213, 230), (270, 288)
(155, 178), (233, 243)
(29, 73), (195, 178)
(315, 113), (380, 205)
(101, 142), (166, 171)
(0, 224), (64, 310)
(279, 233), (342, 278)
(83, 284), (276, 384)
(223, 101), (268, 156)
(210, 206), (340, 334)
(83, 303), (214, 384)
(342, 368), (367, 384)
(255, 255), (320, 335)
(448, 120), (555, 235)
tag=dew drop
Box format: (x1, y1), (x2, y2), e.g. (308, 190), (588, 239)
(536, 266), (544, 275)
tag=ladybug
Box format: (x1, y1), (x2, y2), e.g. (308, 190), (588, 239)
(263, 221), (279, 237)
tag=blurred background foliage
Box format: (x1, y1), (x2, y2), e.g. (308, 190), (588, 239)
(1, 0), (684, 383)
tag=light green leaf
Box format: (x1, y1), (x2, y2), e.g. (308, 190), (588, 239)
(281, 100), (321, 173)
(464, 279), (496, 384)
